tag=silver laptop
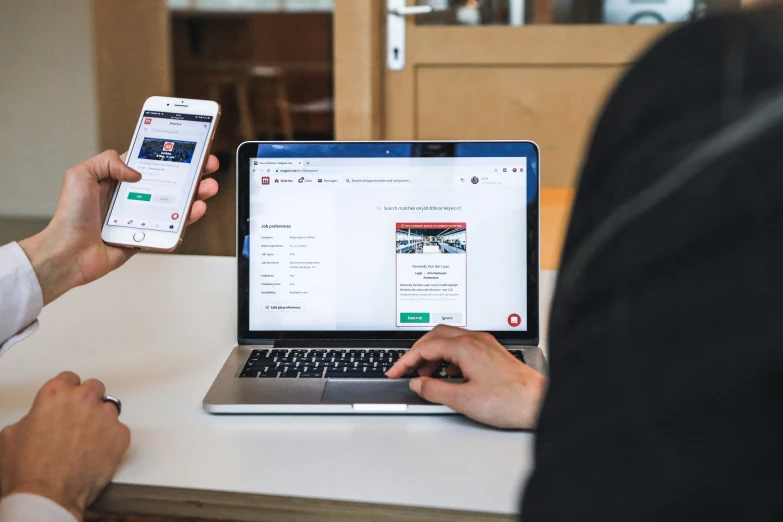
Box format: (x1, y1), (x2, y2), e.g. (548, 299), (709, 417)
(203, 141), (547, 414)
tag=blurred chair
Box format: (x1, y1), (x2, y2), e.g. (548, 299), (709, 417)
(202, 61), (332, 145)
(250, 65), (294, 141)
(204, 71), (255, 144)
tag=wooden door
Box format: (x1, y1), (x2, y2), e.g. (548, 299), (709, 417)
(334, 0), (672, 187)
(92, 0), (172, 152)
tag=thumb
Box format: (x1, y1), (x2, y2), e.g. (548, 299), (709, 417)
(410, 377), (465, 409)
(76, 149), (142, 184)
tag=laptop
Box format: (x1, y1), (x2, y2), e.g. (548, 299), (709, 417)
(203, 141), (547, 414)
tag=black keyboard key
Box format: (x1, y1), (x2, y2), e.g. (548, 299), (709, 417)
(258, 371), (279, 378)
(239, 370), (258, 378)
(300, 371), (325, 378)
(279, 372), (299, 378)
(362, 371), (388, 378)
(508, 350), (526, 364)
(256, 359), (279, 365)
(326, 370), (371, 379)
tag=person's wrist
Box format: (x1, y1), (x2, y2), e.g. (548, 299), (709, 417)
(3, 481), (86, 521)
(18, 228), (82, 306)
(510, 371), (548, 430)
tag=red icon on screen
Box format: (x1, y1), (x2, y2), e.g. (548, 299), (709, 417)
(171, 213), (179, 220)
(512, 168), (517, 172)
(274, 179), (279, 183)
(520, 167), (524, 172)
(163, 142), (174, 151)
(253, 161), (258, 165)
(144, 118), (152, 125)
(262, 176), (270, 185)
(508, 314), (521, 327)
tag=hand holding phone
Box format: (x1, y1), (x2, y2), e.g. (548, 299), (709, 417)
(17, 150), (219, 306)
(101, 96), (221, 252)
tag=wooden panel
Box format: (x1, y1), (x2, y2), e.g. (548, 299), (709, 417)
(92, 0), (172, 152)
(411, 25), (672, 65)
(171, 12), (333, 143)
(415, 66), (621, 187)
(540, 187), (574, 270)
(384, 65), (417, 140)
(334, 0), (383, 140)
(91, 483), (515, 522)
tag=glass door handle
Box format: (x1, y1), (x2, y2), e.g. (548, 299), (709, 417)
(388, 5), (443, 17)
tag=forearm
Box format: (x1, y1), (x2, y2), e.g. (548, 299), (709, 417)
(18, 229), (81, 307)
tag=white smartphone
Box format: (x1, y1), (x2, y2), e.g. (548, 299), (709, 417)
(101, 96), (221, 252)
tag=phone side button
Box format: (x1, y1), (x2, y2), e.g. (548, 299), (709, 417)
(133, 232), (145, 242)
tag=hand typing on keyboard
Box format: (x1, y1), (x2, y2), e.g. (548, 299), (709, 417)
(385, 325), (547, 430)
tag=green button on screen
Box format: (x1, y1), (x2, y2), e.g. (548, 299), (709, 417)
(128, 192), (151, 202)
(400, 313), (430, 324)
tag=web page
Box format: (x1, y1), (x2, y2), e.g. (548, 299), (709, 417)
(248, 157), (528, 332)
(107, 110), (213, 233)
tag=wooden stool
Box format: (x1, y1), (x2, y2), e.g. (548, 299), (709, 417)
(250, 65), (294, 141)
(204, 72), (255, 144)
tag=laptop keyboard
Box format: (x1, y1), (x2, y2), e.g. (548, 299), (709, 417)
(239, 349), (525, 379)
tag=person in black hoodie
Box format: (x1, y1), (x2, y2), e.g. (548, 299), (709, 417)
(389, 4), (783, 520)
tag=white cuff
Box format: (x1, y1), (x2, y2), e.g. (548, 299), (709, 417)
(0, 242), (43, 354)
(0, 493), (77, 522)
(0, 321), (39, 358)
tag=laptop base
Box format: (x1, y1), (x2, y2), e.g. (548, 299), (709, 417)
(203, 345), (548, 415)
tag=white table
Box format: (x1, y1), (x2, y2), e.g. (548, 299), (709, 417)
(0, 254), (556, 521)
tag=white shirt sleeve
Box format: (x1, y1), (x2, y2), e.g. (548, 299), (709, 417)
(0, 243), (43, 356)
(0, 494), (77, 522)
(0, 493), (78, 522)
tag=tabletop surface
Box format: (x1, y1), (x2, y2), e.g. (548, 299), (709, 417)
(0, 254), (556, 516)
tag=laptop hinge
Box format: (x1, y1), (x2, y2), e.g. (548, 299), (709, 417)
(272, 339), (416, 349)
(237, 338), (540, 348)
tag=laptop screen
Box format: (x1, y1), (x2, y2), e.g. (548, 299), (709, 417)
(238, 142), (539, 340)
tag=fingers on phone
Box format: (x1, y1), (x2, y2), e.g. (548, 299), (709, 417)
(196, 177), (219, 201)
(187, 201), (207, 224)
(204, 154), (220, 175)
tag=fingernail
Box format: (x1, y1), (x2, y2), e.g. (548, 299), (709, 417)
(410, 378), (421, 393)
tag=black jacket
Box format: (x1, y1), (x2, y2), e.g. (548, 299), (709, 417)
(522, 7), (783, 521)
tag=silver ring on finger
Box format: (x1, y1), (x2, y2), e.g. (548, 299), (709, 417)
(101, 395), (122, 416)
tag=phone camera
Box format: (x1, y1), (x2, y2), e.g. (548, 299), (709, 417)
(169, 225), (174, 229)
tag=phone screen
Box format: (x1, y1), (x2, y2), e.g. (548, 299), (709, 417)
(106, 110), (214, 234)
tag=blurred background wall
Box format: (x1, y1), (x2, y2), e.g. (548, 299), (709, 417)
(0, 0), (98, 217)
(0, 0), (754, 258)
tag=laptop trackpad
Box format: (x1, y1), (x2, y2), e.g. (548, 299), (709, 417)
(321, 380), (431, 405)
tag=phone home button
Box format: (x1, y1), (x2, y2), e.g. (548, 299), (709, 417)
(132, 232), (145, 242)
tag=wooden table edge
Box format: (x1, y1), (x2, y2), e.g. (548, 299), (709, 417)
(90, 483), (518, 522)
